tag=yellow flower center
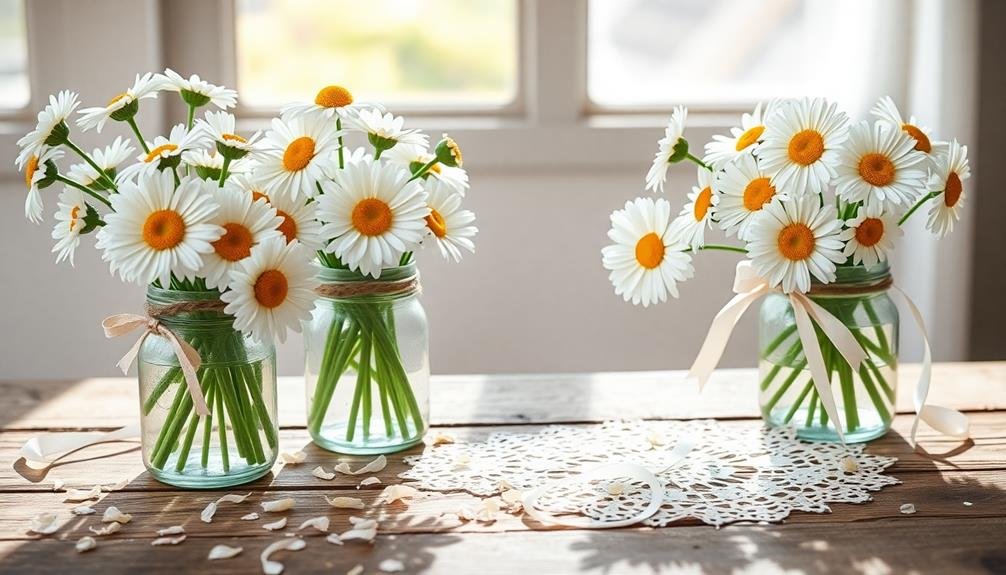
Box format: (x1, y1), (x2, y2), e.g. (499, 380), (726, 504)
(693, 186), (713, 221)
(858, 152), (896, 187)
(314, 85), (354, 108)
(735, 125), (765, 151)
(142, 209), (186, 251)
(944, 172), (963, 207)
(426, 209), (448, 238)
(787, 129), (825, 166)
(282, 136), (316, 171)
(902, 124), (932, 153)
(145, 144), (179, 163)
(276, 210), (297, 243)
(69, 206), (81, 231)
(446, 137), (463, 167)
(742, 177), (776, 211)
(212, 222), (254, 262)
(351, 198), (393, 236)
(634, 232), (665, 269)
(222, 133), (247, 143)
(24, 155), (39, 189)
(855, 217), (885, 247)
(253, 269), (289, 309)
(777, 223), (815, 261)
(251, 189), (270, 203)
(107, 93), (128, 106)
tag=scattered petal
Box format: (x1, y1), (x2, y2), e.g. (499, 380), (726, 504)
(476, 497), (502, 522)
(841, 456), (859, 473)
(208, 544), (244, 560)
(379, 559), (405, 572)
(51, 478), (65, 492)
(332, 462), (353, 474)
(242, 512), (261, 521)
(440, 512), (462, 526)
(346, 564), (363, 575)
(262, 498), (296, 513)
(358, 477), (381, 488)
(900, 503), (917, 515)
(102, 506), (132, 524)
(63, 486), (101, 503)
(326, 533), (343, 546)
(340, 517), (378, 542)
(27, 512), (61, 535)
(89, 522), (122, 536)
(312, 466), (335, 480)
(646, 431), (667, 448)
(156, 525), (185, 536)
(76, 536), (97, 553)
(280, 451), (307, 464)
(218, 492), (253, 504)
(102, 479), (129, 492)
(202, 492), (252, 523)
(324, 496), (365, 510)
(263, 517), (288, 531)
(200, 502), (218, 524)
(297, 516), (330, 533)
(335, 455), (387, 475)
(377, 484), (420, 505)
(151, 534), (186, 546)
(431, 432), (455, 445)
(964, 501), (973, 507)
(72, 506), (96, 516)
(606, 482), (625, 496)
(261, 538), (306, 575)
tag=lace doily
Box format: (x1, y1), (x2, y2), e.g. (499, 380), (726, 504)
(401, 420), (899, 527)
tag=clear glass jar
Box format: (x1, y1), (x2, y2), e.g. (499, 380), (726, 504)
(138, 287), (278, 488)
(759, 264), (898, 443)
(304, 263), (429, 454)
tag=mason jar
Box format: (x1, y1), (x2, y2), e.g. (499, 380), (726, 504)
(304, 263), (430, 454)
(758, 264), (898, 443)
(138, 287), (278, 488)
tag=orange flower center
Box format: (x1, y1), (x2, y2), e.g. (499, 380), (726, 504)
(282, 136), (316, 171)
(24, 155), (39, 189)
(787, 129), (825, 166)
(944, 172), (963, 207)
(902, 124), (932, 153)
(314, 85), (354, 108)
(250, 189), (270, 203)
(858, 152), (896, 187)
(426, 209), (447, 238)
(253, 269), (289, 309)
(694, 187), (713, 221)
(276, 210), (298, 243)
(854, 218), (885, 247)
(145, 143), (178, 163)
(634, 232), (665, 269)
(142, 209), (186, 251)
(107, 93), (128, 106)
(777, 223), (815, 261)
(351, 198), (393, 236)
(742, 177), (776, 211)
(212, 222), (254, 262)
(222, 133), (247, 143)
(69, 206), (81, 231)
(735, 125), (765, 151)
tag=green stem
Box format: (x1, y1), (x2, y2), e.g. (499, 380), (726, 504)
(765, 360), (808, 413)
(62, 140), (118, 192)
(899, 191), (941, 226)
(345, 335), (371, 442)
(126, 117), (150, 154)
(805, 392), (819, 427)
(336, 118), (345, 169)
(784, 380), (814, 423)
(761, 339), (803, 391)
(186, 104), (196, 130)
(407, 158), (439, 182)
(689, 244), (748, 254)
(216, 382), (230, 472)
(201, 384), (216, 468)
(55, 175), (112, 208)
(218, 156), (231, 187)
(858, 364), (892, 424)
(685, 152), (712, 171)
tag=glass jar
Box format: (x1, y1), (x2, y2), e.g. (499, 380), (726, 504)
(304, 263), (430, 454)
(138, 287), (278, 488)
(758, 264), (898, 443)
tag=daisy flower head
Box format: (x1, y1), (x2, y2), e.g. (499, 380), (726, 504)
(344, 108), (428, 153)
(118, 123), (209, 183)
(703, 99), (782, 169)
(645, 105), (689, 193)
(870, 96), (947, 159)
(201, 187), (283, 289)
(669, 166), (717, 250)
(267, 186), (323, 250)
(22, 146), (64, 224)
(601, 196), (695, 307)
(926, 139), (971, 237)
(159, 69), (237, 110)
(254, 111), (342, 200)
(51, 186), (89, 266)
(16, 90), (79, 169)
(96, 171), (223, 287)
(196, 110), (261, 160)
(281, 84), (381, 119)
(714, 152), (785, 240)
(384, 142), (469, 195)
(316, 157), (430, 279)
(67, 136), (134, 189)
(838, 202), (901, 269)
(220, 236), (320, 344)
(746, 195), (845, 294)
(182, 148), (251, 182)
(434, 134), (463, 168)
(423, 178), (477, 262)
(834, 121), (927, 212)
(758, 97), (850, 196)
(76, 72), (164, 132)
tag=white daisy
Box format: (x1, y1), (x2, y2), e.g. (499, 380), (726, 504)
(423, 178), (477, 262)
(870, 96), (948, 159)
(269, 186), (324, 250)
(714, 153), (785, 240)
(669, 167), (717, 250)
(316, 157), (430, 278)
(159, 69), (237, 109)
(384, 143), (469, 195)
(195, 110), (261, 159)
(281, 84), (381, 119)
(746, 196), (845, 294)
(838, 202), (901, 269)
(96, 171), (223, 287)
(645, 106), (688, 194)
(67, 136), (135, 188)
(202, 187), (283, 290)
(117, 124), (208, 182)
(344, 108), (428, 151)
(182, 148), (251, 181)
(22, 146), (64, 224)
(925, 140), (971, 237)
(253, 112), (342, 200)
(833, 121), (927, 211)
(51, 186), (88, 266)
(703, 100), (782, 169)
(601, 196), (695, 307)
(76, 72), (164, 132)
(758, 97), (849, 196)
(16, 91), (79, 169)
(221, 237), (320, 344)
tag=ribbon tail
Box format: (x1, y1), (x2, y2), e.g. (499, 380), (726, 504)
(116, 332), (148, 375)
(791, 300), (846, 445)
(163, 332), (210, 417)
(687, 288), (765, 390)
(796, 294), (867, 372)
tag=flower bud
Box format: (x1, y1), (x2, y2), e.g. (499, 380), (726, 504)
(435, 135), (462, 168)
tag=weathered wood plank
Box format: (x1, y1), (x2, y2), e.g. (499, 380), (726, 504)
(2, 362), (1004, 430)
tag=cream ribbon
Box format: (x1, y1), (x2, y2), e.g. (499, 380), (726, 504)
(102, 313), (210, 417)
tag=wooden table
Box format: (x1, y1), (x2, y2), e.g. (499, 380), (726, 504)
(1, 362), (1004, 574)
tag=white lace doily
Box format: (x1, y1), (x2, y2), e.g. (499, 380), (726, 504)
(401, 420), (899, 527)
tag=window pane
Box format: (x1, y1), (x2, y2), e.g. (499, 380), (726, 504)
(235, 0), (517, 108)
(0, 0), (29, 109)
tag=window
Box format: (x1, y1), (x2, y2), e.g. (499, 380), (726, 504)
(234, 0), (519, 110)
(0, 0), (29, 109)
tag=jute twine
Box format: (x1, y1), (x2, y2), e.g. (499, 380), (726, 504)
(144, 299), (227, 317)
(315, 275), (421, 298)
(808, 275), (893, 296)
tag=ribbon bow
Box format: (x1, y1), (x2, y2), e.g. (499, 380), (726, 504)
(102, 313), (210, 417)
